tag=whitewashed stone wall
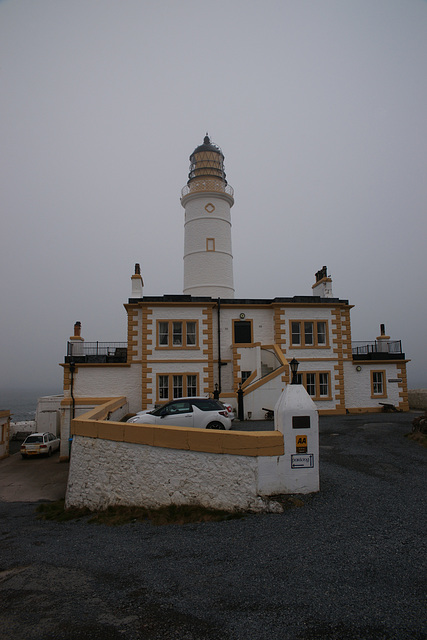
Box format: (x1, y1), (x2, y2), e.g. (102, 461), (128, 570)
(344, 361), (403, 409)
(183, 193), (234, 297)
(65, 436), (280, 513)
(408, 389), (427, 410)
(72, 365), (141, 413)
(36, 395), (62, 435)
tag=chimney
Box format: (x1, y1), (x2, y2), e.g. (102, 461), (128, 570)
(312, 266), (333, 298)
(69, 321), (84, 356)
(131, 263), (144, 298)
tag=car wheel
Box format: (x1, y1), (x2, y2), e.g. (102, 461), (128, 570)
(206, 422), (226, 430)
(21, 454), (27, 459)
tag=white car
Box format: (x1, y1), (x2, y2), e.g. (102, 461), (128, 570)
(221, 402), (236, 421)
(20, 432), (60, 458)
(127, 397), (232, 430)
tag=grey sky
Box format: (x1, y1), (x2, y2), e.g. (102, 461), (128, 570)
(1, 0), (426, 391)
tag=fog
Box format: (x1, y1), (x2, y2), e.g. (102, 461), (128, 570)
(1, 0), (426, 392)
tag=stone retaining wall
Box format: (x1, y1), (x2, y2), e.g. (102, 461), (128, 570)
(408, 389), (427, 411)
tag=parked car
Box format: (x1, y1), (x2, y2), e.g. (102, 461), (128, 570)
(220, 402), (236, 421)
(20, 432), (60, 458)
(127, 397), (232, 430)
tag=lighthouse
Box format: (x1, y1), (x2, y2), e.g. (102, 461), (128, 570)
(181, 135), (235, 298)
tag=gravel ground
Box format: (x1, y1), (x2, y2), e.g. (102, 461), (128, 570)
(0, 412), (426, 639)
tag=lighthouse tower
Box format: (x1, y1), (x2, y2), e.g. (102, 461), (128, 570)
(181, 135), (235, 298)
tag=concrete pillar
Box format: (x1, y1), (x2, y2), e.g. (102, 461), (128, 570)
(273, 384), (320, 493)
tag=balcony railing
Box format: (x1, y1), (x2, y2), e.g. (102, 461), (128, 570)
(352, 340), (405, 360)
(65, 342), (128, 364)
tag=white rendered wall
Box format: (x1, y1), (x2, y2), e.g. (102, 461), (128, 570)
(343, 361), (403, 409)
(36, 395), (62, 435)
(183, 193), (234, 297)
(243, 376), (286, 420)
(71, 365), (141, 412)
(65, 436), (283, 513)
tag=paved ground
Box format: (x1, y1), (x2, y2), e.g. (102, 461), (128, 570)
(0, 449), (69, 502)
(0, 413), (426, 639)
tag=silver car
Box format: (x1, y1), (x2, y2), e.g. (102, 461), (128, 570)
(127, 397), (232, 430)
(20, 432), (60, 458)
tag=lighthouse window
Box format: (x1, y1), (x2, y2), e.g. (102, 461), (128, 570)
(157, 320), (199, 349)
(206, 238), (215, 251)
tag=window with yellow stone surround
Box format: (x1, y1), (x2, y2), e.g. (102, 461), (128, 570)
(290, 320), (329, 348)
(294, 371), (332, 400)
(371, 370), (387, 398)
(157, 373), (199, 402)
(156, 320), (199, 349)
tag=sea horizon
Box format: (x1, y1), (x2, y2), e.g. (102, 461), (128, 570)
(0, 386), (63, 422)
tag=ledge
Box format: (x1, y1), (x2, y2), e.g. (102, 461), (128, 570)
(70, 399), (284, 457)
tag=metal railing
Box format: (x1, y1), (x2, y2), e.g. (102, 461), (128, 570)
(66, 342), (127, 363)
(352, 340), (403, 356)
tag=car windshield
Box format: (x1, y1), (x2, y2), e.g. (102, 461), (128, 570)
(25, 435), (43, 443)
(191, 399), (223, 412)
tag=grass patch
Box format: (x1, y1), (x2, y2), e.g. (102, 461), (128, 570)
(36, 501), (244, 526)
(36, 500), (91, 522)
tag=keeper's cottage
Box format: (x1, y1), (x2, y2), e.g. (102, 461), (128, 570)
(60, 135), (409, 459)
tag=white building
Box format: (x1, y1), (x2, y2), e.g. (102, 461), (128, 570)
(59, 136), (409, 460)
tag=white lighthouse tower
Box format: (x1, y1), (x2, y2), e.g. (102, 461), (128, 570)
(181, 135), (235, 298)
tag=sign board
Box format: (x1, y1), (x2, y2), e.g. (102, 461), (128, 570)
(388, 379), (402, 383)
(296, 434), (307, 453)
(292, 415), (311, 429)
(291, 454), (314, 469)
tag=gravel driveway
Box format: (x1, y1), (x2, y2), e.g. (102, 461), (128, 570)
(0, 413), (426, 639)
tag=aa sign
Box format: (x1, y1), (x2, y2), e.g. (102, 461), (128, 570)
(296, 434), (307, 453)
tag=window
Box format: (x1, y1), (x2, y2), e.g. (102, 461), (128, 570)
(206, 238), (215, 251)
(304, 322), (314, 346)
(318, 372), (329, 397)
(371, 370), (386, 398)
(233, 320), (253, 344)
(186, 322), (196, 346)
(159, 322), (169, 346)
(290, 320), (329, 348)
(159, 375), (169, 400)
(241, 371), (252, 384)
(305, 373), (316, 396)
(291, 322), (301, 345)
(317, 321), (327, 345)
(186, 375), (197, 396)
(156, 373), (199, 402)
(294, 371), (331, 400)
(173, 375), (183, 398)
(156, 320), (199, 349)
(172, 323), (182, 346)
